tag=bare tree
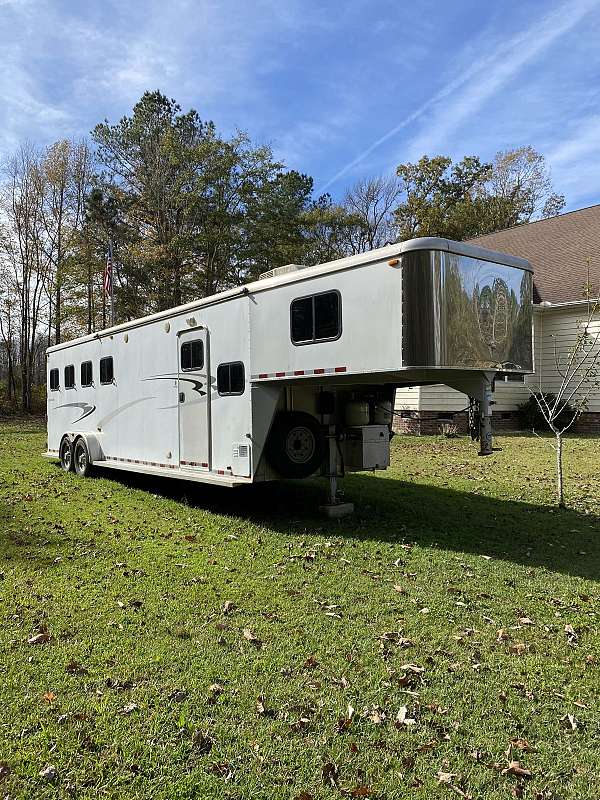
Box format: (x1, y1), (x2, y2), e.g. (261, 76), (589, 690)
(40, 139), (93, 344)
(343, 175), (401, 253)
(0, 144), (50, 411)
(531, 272), (600, 507)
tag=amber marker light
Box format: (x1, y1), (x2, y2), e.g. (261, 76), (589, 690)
(387, 258), (400, 266)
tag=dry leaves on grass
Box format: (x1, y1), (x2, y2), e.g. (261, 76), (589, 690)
(436, 771), (472, 798)
(28, 631), (51, 645)
(336, 704), (355, 733)
(65, 659), (88, 675)
(222, 600), (236, 615)
(42, 691), (57, 703)
(242, 628), (262, 648)
(501, 761), (532, 778)
(560, 713), (581, 731)
(119, 702), (138, 715)
(322, 761), (340, 787)
(39, 764), (58, 782)
(0, 763), (11, 781)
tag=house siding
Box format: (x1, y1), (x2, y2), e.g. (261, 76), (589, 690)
(393, 306), (600, 432)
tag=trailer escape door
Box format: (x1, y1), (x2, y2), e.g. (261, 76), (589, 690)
(178, 328), (210, 469)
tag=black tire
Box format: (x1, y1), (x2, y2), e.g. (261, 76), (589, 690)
(59, 436), (73, 472)
(265, 411), (326, 479)
(73, 438), (92, 478)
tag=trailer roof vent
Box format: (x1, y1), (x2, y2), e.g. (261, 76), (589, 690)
(258, 263), (307, 281)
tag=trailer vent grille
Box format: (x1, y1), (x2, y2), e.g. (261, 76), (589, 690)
(258, 263), (306, 280)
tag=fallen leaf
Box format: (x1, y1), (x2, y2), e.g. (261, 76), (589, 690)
(222, 600), (236, 614)
(0, 763), (11, 781)
(119, 702), (138, 715)
(242, 628), (262, 648)
(350, 787), (372, 798)
(564, 624), (578, 645)
(393, 585), (407, 594)
(39, 764), (58, 782)
(322, 761), (340, 787)
(191, 730), (214, 754)
(28, 632), (51, 645)
(294, 793), (313, 800)
(501, 761), (532, 778)
(336, 703), (355, 732)
(42, 691), (56, 703)
(508, 643), (529, 655)
(560, 713), (580, 731)
(65, 659), (88, 675)
(395, 706), (417, 726)
(508, 738), (535, 753)
(209, 762), (233, 780)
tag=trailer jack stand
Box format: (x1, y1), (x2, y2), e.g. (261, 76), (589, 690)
(319, 426), (354, 518)
(478, 382), (494, 456)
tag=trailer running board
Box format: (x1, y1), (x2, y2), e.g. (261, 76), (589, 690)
(43, 452), (251, 487)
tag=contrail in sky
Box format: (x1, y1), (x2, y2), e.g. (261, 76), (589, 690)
(316, 0), (598, 195)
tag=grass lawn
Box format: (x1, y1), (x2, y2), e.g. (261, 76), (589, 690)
(1, 420), (599, 799)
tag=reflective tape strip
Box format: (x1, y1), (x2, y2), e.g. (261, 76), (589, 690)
(251, 366), (348, 380)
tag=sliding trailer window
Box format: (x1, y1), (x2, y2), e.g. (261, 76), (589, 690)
(217, 362), (245, 396)
(81, 361), (93, 387)
(290, 290), (341, 345)
(64, 365), (75, 389)
(49, 368), (59, 391)
(100, 356), (114, 384)
(181, 339), (204, 371)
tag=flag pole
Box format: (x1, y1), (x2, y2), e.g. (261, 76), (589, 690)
(110, 240), (115, 327)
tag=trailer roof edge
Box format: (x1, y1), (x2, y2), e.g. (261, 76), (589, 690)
(47, 237), (531, 354)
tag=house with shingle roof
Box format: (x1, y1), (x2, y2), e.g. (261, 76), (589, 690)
(394, 204), (600, 434)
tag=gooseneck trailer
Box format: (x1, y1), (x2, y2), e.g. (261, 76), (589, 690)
(45, 237), (533, 513)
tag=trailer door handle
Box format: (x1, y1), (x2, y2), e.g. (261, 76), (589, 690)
(179, 392), (185, 403)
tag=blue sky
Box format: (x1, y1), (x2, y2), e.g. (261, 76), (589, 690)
(1, 0), (599, 209)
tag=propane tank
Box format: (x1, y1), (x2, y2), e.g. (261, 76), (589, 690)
(345, 400), (370, 427)
(373, 399), (393, 425)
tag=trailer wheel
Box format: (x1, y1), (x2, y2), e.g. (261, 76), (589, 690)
(59, 436), (73, 472)
(266, 411), (326, 479)
(73, 438), (93, 478)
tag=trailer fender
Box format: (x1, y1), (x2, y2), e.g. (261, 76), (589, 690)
(72, 432), (104, 464)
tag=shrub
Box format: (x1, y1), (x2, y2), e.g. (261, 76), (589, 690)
(517, 393), (576, 431)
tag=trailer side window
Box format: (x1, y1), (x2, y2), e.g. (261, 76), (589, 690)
(100, 356), (114, 384)
(49, 368), (59, 391)
(217, 362), (245, 395)
(81, 361), (93, 387)
(65, 365), (75, 389)
(291, 290), (341, 344)
(181, 339), (204, 371)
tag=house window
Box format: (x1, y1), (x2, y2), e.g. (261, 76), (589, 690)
(49, 368), (59, 391)
(100, 356), (114, 384)
(181, 339), (204, 371)
(81, 361), (93, 387)
(291, 290), (341, 344)
(65, 365), (75, 389)
(217, 362), (245, 395)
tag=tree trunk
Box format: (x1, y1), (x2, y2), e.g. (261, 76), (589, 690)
(556, 432), (565, 508)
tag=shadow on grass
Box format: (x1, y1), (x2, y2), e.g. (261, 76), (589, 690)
(80, 464), (600, 583)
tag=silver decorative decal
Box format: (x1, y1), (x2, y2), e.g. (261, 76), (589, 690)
(55, 402), (96, 424)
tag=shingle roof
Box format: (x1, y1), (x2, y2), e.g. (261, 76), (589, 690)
(467, 204), (600, 304)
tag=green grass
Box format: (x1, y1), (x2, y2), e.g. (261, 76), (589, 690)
(1, 420), (599, 799)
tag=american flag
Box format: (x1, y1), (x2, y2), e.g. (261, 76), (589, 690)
(104, 241), (113, 298)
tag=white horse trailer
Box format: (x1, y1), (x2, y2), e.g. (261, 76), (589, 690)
(45, 237), (533, 513)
